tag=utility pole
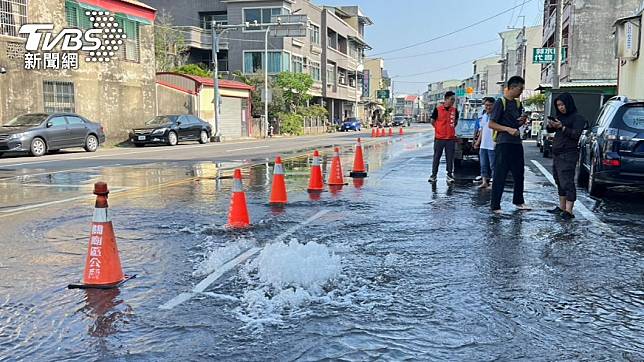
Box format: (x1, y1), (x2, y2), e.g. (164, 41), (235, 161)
(264, 26), (269, 139)
(211, 21), (222, 142)
(553, 0), (563, 90)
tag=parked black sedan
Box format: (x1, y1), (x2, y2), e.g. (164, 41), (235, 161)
(130, 115), (212, 147)
(0, 113), (105, 157)
(578, 96), (644, 196)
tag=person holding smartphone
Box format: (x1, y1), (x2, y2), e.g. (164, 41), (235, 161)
(545, 93), (587, 220)
(488, 76), (530, 213)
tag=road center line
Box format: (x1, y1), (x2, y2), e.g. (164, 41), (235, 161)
(531, 159), (610, 229)
(225, 146), (270, 153)
(159, 209), (331, 310)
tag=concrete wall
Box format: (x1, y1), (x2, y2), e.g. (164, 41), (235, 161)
(156, 84), (196, 115)
(569, 0), (640, 82)
(0, 0), (156, 144)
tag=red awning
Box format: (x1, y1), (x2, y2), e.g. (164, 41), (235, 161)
(77, 0), (156, 23)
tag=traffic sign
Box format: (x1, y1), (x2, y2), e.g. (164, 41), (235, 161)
(377, 90), (390, 99)
(533, 47), (567, 64)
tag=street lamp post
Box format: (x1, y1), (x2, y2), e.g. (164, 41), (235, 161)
(264, 26), (269, 138)
(211, 23), (231, 142)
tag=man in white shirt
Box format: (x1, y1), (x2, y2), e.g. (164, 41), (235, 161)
(474, 97), (496, 189)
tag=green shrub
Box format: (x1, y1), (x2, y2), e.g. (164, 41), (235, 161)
(278, 112), (304, 136)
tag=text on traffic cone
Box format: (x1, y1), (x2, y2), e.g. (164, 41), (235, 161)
(269, 156), (288, 205)
(227, 169), (250, 228)
(80, 182), (125, 288)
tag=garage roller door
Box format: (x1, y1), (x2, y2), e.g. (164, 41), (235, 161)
(220, 97), (242, 140)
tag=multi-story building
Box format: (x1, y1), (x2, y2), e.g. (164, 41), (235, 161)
(540, 0), (639, 89)
(514, 25), (543, 99)
(142, 0), (372, 123)
(498, 28), (521, 93)
(471, 56), (502, 97)
(0, 0), (157, 142)
(393, 95), (419, 119)
(422, 80), (461, 115)
(363, 57), (390, 122)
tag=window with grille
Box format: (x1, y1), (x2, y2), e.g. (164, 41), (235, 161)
(310, 24), (320, 45)
(309, 61), (321, 81)
(0, 0), (27, 38)
(292, 55), (303, 73)
(43, 81), (76, 113)
(65, 1), (93, 29)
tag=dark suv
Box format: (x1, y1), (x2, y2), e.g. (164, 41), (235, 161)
(577, 96), (644, 196)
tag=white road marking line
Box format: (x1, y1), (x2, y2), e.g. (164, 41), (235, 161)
(531, 159), (609, 227)
(159, 209), (330, 310)
(0, 188), (127, 213)
(225, 146), (270, 153)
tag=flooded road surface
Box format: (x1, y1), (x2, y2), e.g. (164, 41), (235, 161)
(1, 133), (643, 361)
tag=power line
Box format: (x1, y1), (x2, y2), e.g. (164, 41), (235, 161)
(369, 0), (535, 57)
(384, 38), (499, 61)
(391, 52), (496, 80)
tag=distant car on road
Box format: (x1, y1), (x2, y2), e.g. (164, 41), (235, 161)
(340, 117), (361, 132)
(0, 113), (105, 157)
(577, 96), (644, 196)
(392, 116), (406, 127)
(130, 115), (212, 147)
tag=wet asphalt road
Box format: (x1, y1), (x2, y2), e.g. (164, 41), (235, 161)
(0, 127), (642, 361)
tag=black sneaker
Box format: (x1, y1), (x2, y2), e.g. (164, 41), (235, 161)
(446, 174), (455, 183)
(428, 175), (437, 183)
(561, 211), (575, 220)
(547, 206), (563, 214)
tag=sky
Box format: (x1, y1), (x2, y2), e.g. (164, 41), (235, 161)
(319, 0), (544, 95)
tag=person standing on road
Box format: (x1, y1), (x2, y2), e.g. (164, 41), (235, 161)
(545, 93), (587, 220)
(428, 91), (459, 184)
(474, 97), (497, 189)
(489, 76), (530, 213)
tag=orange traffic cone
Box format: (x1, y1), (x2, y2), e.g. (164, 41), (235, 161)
(388, 128), (393, 137)
(68, 182), (133, 289)
(399, 127), (404, 135)
(227, 169), (250, 228)
(350, 138), (368, 178)
(269, 156), (287, 205)
(307, 150), (324, 193)
(380, 128), (386, 137)
(327, 147), (347, 186)
(371, 128), (377, 138)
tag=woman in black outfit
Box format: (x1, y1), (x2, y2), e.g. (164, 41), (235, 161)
(546, 93), (587, 220)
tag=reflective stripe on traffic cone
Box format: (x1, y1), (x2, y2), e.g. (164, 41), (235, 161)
(269, 156), (287, 205)
(350, 138), (368, 178)
(68, 182), (133, 289)
(327, 147), (347, 186)
(307, 150), (324, 193)
(227, 169), (250, 228)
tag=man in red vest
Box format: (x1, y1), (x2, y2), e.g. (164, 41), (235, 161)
(428, 91), (459, 184)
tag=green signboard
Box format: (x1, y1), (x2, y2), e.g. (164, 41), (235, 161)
(533, 47), (567, 64)
(456, 89), (465, 97)
(377, 89), (390, 99)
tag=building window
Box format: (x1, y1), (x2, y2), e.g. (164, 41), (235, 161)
(244, 51), (290, 74)
(243, 7), (288, 30)
(116, 17), (140, 62)
(43, 81), (75, 113)
(310, 24), (320, 45)
(326, 62), (336, 86)
(310, 60), (321, 81)
(65, 1), (93, 29)
(200, 11), (227, 29)
(0, 0), (27, 38)
(338, 68), (347, 86)
(292, 55), (303, 73)
(327, 29), (337, 50)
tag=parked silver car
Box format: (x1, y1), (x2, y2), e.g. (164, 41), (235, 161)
(0, 113), (106, 157)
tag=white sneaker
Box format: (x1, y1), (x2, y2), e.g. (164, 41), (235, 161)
(428, 175), (437, 183)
